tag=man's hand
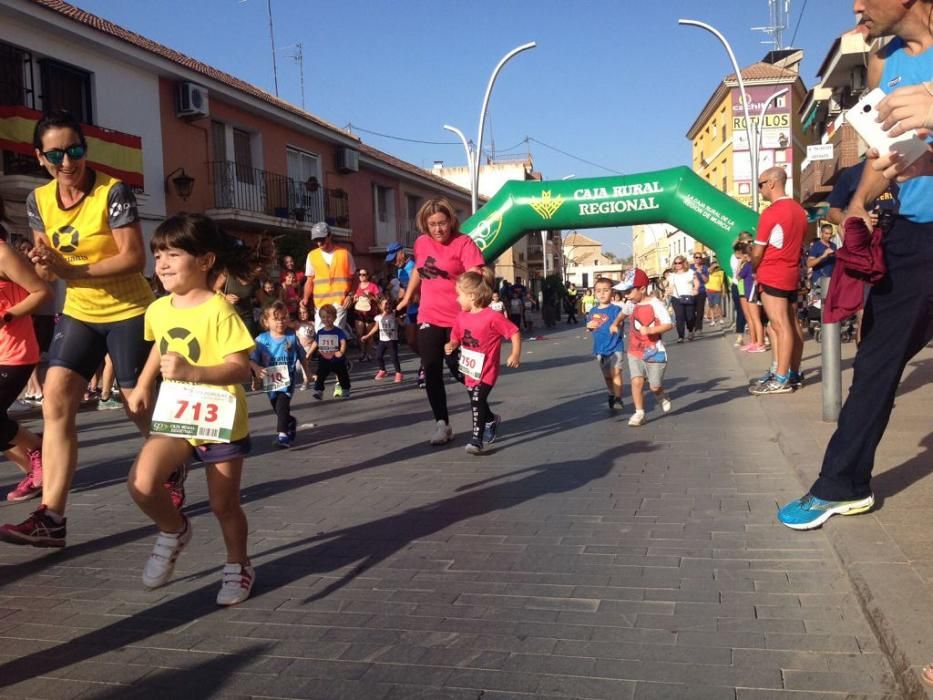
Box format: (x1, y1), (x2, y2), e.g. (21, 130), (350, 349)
(876, 83), (933, 135)
(868, 142), (933, 182)
(161, 351), (197, 382)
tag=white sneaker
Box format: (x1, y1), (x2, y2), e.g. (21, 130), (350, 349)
(659, 395), (672, 413)
(734, 335), (743, 347)
(429, 420), (453, 445)
(142, 517), (192, 589)
(628, 411), (646, 427)
(216, 562), (255, 606)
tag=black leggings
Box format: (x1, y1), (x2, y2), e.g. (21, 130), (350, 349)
(670, 298), (697, 339)
(269, 393), (292, 434)
(0, 364), (35, 450)
(694, 292), (707, 330)
(468, 383), (493, 444)
(315, 358), (350, 392)
(418, 324), (463, 424)
(375, 340), (401, 373)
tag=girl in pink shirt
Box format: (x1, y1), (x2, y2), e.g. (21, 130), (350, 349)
(444, 269), (521, 455)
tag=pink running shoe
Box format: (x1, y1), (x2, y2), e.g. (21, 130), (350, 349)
(6, 449), (42, 502)
(393, 372), (404, 383)
(747, 343), (768, 353)
(374, 370), (387, 380)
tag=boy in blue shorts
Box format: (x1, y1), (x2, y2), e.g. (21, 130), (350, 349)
(586, 277), (625, 410)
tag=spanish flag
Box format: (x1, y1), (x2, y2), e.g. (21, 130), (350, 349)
(0, 106), (144, 189)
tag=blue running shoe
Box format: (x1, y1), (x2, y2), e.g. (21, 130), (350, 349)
(276, 434), (291, 449)
(483, 414), (501, 444)
(778, 493), (875, 530)
(750, 369), (774, 386)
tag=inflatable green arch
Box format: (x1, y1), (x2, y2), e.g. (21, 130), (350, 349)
(461, 166), (760, 275)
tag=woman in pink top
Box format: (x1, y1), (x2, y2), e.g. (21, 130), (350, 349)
(398, 198), (484, 445)
(0, 208), (52, 502)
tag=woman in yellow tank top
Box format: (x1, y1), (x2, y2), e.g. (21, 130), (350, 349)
(0, 110), (165, 548)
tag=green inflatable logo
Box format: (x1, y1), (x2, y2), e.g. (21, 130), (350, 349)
(462, 166), (760, 274)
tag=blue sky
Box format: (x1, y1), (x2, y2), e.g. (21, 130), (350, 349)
(76, 0), (856, 256)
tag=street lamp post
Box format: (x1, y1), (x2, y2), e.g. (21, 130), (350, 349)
(678, 19), (759, 208)
(445, 42), (536, 215)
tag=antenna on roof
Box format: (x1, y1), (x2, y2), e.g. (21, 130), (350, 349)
(751, 0), (791, 50)
(279, 42), (305, 109)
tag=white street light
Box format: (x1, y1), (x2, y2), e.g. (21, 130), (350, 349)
(444, 42), (537, 215)
(678, 19), (759, 209)
(473, 42), (537, 214)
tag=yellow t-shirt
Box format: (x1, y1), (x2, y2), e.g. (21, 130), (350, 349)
(144, 293), (254, 445)
(27, 170), (155, 323)
(706, 270), (725, 293)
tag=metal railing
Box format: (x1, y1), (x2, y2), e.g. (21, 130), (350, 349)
(208, 161), (350, 227)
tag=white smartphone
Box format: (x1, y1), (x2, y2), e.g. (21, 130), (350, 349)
(846, 88), (929, 166)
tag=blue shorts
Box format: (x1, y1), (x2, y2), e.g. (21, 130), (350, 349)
(49, 313), (152, 388)
(707, 292), (722, 306)
(192, 436), (252, 464)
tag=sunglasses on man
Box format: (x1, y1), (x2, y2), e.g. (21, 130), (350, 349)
(41, 144), (87, 166)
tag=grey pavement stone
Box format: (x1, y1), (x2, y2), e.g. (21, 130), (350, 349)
(0, 325), (912, 698)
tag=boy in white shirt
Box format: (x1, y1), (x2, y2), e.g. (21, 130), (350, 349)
(611, 269), (674, 426)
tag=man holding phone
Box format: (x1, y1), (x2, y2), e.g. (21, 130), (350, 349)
(779, 0), (933, 531)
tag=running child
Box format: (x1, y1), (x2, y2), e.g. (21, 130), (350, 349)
(309, 303), (350, 400)
(586, 277), (625, 410)
(250, 300), (310, 448)
(444, 269), (521, 455)
(362, 297), (403, 382)
(126, 212), (262, 606)
(489, 291), (507, 318)
(294, 304), (316, 389)
(611, 269), (674, 426)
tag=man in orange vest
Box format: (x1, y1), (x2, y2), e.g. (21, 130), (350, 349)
(300, 222), (356, 332)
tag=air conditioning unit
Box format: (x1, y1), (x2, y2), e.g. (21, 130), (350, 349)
(177, 82), (209, 119)
(335, 147), (359, 173)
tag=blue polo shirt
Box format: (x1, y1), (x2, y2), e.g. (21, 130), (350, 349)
(808, 240), (837, 284)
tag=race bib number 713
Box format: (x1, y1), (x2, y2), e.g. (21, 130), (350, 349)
(151, 381), (237, 442)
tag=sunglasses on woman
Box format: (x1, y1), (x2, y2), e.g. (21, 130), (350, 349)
(41, 144), (87, 166)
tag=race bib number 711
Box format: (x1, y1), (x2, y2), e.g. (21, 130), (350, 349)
(151, 381), (237, 442)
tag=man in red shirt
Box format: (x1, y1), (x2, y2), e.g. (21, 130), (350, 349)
(750, 167), (807, 395)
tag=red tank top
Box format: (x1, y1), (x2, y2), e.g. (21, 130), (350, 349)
(0, 244), (39, 365)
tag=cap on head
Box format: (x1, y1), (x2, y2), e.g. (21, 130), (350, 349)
(310, 222), (330, 240)
(613, 268), (650, 293)
(385, 241), (404, 262)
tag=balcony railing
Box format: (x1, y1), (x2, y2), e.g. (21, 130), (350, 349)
(208, 161), (349, 227)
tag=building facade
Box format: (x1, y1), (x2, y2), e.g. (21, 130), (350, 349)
(798, 30), (876, 225)
(683, 51), (811, 258)
(0, 0), (474, 279)
(561, 231), (625, 289)
(631, 223), (674, 278)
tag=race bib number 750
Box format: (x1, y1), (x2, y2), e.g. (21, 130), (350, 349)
(458, 347), (485, 382)
(151, 381), (237, 442)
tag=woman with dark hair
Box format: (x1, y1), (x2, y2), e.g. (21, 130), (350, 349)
(0, 196), (50, 502)
(0, 110), (157, 548)
(397, 198), (485, 445)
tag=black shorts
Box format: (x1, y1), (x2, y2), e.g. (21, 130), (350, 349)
(32, 315), (55, 353)
(760, 284), (797, 301)
(48, 314), (152, 388)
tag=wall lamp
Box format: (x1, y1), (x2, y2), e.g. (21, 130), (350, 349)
(165, 167), (195, 200)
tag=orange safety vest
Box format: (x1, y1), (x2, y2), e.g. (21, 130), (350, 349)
(308, 246), (353, 307)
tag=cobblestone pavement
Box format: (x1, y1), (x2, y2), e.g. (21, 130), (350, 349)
(0, 324), (910, 699)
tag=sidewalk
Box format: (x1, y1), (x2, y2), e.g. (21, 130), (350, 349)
(730, 324), (933, 698)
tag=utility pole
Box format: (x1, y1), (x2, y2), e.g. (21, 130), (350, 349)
(267, 0), (279, 96)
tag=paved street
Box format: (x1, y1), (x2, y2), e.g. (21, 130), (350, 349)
(0, 324), (926, 699)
